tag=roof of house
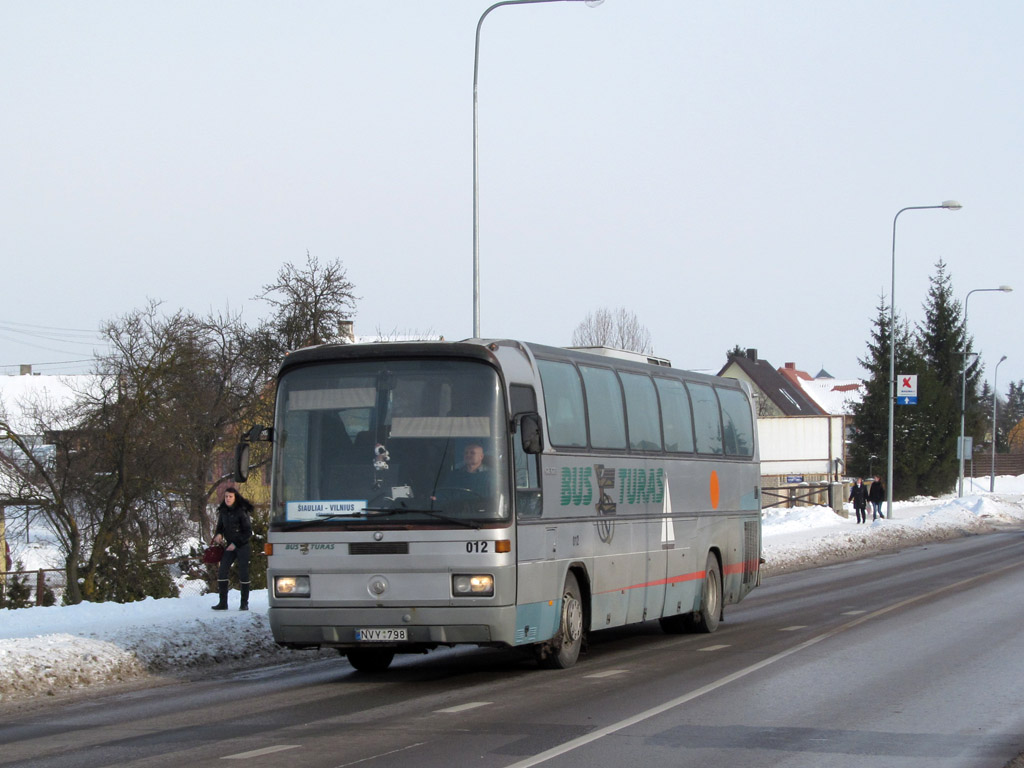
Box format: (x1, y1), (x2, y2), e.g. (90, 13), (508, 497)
(796, 377), (864, 416)
(718, 352), (825, 416)
(0, 373), (99, 434)
(776, 361), (864, 416)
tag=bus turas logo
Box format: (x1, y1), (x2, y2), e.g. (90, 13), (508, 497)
(618, 467), (666, 505)
(559, 466), (666, 508)
(558, 464), (666, 543)
(285, 543), (337, 555)
(560, 466), (594, 506)
(594, 464), (617, 544)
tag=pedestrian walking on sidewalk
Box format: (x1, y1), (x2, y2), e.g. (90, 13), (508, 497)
(849, 478), (869, 524)
(869, 475), (885, 521)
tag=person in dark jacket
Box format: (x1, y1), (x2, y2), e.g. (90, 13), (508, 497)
(211, 486), (254, 611)
(849, 477), (869, 524)
(868, 475), (885, 521)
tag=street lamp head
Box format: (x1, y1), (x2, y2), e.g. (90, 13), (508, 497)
(584, 0), (605, 6)
(998, 355), (1008, 364)
(941, 200), (963, 210)
(998, 285), (1013, 292)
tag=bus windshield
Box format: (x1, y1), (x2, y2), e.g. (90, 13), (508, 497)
(271, 358), (509, 528)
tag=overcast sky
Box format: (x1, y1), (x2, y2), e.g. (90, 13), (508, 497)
(1, 1), (1021, 390)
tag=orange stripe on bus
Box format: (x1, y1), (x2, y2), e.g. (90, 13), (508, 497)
(591, 560), (760, 595)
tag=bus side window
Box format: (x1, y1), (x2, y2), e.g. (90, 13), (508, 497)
(537, 360), (587, 448)
(513, 422), (542, 519)
(655, 377), (695, 453)
(716, 387), (755, 457)
(511, 384), (543, 518)
(686, 381), (724, 455)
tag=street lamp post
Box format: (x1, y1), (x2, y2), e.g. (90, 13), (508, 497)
(886, 201), (961, 519)
(958, 351), (980, 495)
(991, 355), (1008, 493)
(472, 0), (604, 338)
(958, 285), (1013, 497)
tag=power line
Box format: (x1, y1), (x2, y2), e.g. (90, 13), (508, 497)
(0, 319), (101, 335)
(0, 334), (104, 358)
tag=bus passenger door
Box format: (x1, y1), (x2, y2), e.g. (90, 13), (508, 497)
(644, 463), (669, 623)
(625, 461), (667, 625)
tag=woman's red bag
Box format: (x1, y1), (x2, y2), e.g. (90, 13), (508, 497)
(202, 544), (224, 564)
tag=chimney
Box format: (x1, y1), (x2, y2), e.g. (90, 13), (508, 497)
(745, 349), (757, 361)
(20, 364), (32, 376)
(338, 320), (355, 344)
(784, 362), (796, 369)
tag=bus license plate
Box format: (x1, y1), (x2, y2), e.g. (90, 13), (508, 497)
(355, 628), (407, 642)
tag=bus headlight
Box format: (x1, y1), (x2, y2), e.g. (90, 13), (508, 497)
(275, 575), (310, 597)
(452, 574), (494, 597)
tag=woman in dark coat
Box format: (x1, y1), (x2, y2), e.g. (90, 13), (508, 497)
(848, 478), (869, 525)
(211, 487), (254, 611)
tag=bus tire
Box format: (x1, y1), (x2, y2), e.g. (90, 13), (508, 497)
(693, 553), (722, 633)
(346, 648), (395, 673)
(537, 572), (585, 669)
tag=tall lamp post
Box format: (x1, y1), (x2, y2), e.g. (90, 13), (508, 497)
(958, 285), (1013, 497)
(886, 201), (962, 519)
(991, 355), (1008, 493)
(472, 0), (604, 338)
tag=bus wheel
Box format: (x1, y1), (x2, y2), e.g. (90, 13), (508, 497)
(537, 572), (585, 669)
(693, 553), (722, 633)
(346, 648), (395, 673)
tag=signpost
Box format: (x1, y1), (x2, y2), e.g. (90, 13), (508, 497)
(897, 374), (918, 405)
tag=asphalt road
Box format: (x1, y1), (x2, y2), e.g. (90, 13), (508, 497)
(2, 531), (1023, 768)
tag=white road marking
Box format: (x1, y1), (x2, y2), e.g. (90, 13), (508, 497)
(332, 742), (428, 767)
(222, 745), (300, 759)
(436, 701), (492, 713)
(841, 610), (867, 615)
(584, 669), (628, 678)
(780, 625), (808, 631)
(698, 644), (730, 652)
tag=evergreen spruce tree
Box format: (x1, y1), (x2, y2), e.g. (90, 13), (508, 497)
(849, 298), (923, 499)
(915, 260), (975, 495)
(1003, 380), (1024, 451)
(1, 561), (33, 610)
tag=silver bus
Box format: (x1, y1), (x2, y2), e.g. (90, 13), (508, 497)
(237, 339), (761, 672)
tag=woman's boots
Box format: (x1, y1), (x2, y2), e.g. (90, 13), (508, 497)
(211, 580), (229, 611)
(212, 581), (250, 611)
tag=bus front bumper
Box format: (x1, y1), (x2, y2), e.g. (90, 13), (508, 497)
(268, 604), (521, 650)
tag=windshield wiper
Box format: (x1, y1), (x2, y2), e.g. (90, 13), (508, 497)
(277, 512), (368, 531)
(363, 506), (481, 530)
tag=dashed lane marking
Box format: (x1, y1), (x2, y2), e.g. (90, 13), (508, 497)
(436, 701), (493, 713)
(222, 745), (300, 759)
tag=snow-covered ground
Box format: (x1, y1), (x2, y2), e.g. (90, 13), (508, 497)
(2, 476), (1023, 705)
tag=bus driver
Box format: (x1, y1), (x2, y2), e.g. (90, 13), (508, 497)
(450, 441), (489, 496)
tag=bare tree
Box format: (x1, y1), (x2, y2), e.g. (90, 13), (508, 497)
(372, 326), (441, 342)
(0, 401), (87, 603)
(257, 251), (359, 355)
(571, 307), (654, 354)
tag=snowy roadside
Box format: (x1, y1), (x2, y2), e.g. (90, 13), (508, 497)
(2, 485), (1023, 706)
(760, 493), (1024, 575)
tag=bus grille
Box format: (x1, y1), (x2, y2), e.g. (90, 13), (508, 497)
(349, 542), (410, 555)
(743, 521), (759, 585)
